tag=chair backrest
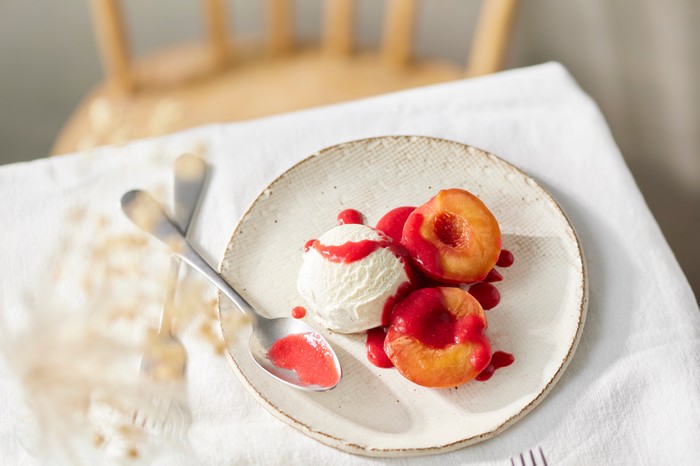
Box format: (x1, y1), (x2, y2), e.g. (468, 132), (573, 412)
(90, 0), (518, 94)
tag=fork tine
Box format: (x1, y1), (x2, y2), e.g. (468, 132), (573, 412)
(511, 446), (547, 466)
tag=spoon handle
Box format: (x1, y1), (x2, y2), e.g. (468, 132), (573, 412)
(121, 189), (259, 322)
(160, 155), (208, 335)
(173, 155), (207, 233)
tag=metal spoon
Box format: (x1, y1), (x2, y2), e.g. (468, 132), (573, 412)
(139, 154), (207, 381)
(121, 190), (342, 391)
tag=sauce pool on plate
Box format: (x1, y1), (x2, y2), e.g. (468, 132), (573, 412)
(291, 306), (307, 319)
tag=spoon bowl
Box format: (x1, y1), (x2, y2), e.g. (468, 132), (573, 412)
(121, 189), (342, 391)
(249, 316), (341, 391)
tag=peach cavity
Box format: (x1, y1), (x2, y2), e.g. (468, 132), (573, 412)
(401, 188), (501, 284)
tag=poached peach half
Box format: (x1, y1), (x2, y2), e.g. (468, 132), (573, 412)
(401, 188), (501, 284)
(384, 287), (491, 388)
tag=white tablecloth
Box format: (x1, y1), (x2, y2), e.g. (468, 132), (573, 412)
(1, 63), (699, 465)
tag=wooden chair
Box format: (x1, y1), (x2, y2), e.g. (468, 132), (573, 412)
(51, 0), (518, 155)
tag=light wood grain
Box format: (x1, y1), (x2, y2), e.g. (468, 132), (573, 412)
(88, 0), (133, 94)
(323, 0), (354, 55)
(466, 0), (519, 77)
(381, 0), (417, 68)
(51, 47), (460, 155)
(265, 0), (294, 56)
(202, 0), (232, 68)
(53, 0), (519, 156)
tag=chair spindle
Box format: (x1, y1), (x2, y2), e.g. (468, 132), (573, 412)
(323, 0), (354, 55)
(202, 0), (232, 68)
(381, 0), (417, 68)
(89, 0), (134, 93)
(466, 0), (519, 77)
(265, 0), (294, 55)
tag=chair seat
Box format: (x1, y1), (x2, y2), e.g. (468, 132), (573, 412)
(51, 45), (462, 155)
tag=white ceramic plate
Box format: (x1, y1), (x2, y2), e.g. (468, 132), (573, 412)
(218, 136), (587, 457)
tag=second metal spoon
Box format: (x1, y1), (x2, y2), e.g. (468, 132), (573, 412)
(139, 154), (207, 381)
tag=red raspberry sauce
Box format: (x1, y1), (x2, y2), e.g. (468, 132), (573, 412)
(267, 332), (339, 388)
(291, 306), (306, 319)
(309, 238), (389, 263)
(400, 212), (443, 277)
(314, 208), (516, 385)
(375, 206), (416, 243)
(476, 351), (515, 381)
(337, 209), (363, 225)
(392, 288), (489, 354)
(366, 327), (393, 368)
(468, 282), (501, 310)
(483, 268), (503, 282)
(381, 281), (413, 326)
(496, 249), (514, 267)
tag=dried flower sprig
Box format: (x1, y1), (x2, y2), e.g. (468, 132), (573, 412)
(1, 196), (239, 464)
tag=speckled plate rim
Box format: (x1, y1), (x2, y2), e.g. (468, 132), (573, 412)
(216, 135), (588, 457)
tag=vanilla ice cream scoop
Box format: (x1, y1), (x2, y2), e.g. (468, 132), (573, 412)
(297, 224), (410, 333)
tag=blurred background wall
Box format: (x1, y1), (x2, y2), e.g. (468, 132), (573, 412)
(1, 0), (698, 294)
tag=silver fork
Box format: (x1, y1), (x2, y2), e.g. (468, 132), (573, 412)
(511, 446), (548, 466)
(131, 154), (207, 435)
